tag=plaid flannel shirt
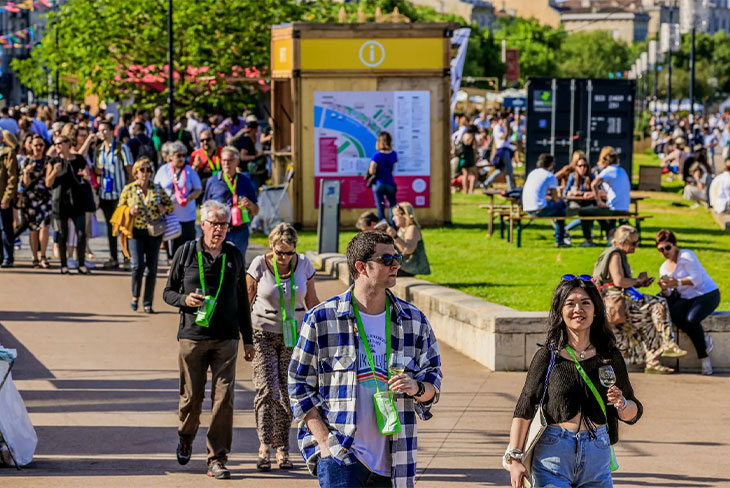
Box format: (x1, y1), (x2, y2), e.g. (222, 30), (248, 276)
(288, 287), (442, 488)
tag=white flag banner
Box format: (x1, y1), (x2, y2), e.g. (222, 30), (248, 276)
(450, 28), (471, 114)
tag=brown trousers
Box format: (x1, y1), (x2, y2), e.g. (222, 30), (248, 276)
(178, 338), (238, 465)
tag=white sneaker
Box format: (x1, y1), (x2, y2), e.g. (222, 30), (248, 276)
(67, 258), (78, 269)
(701, 358), (713, 376)
(563, 231), (572, 246)
(705, 335), (714, 354)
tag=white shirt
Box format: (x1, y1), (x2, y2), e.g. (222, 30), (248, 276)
(492, 123), (507, 149)
(598, 165), (631, 212)
(153, 163), (202, 223)
(659, 249), (718, 299)
(712, 171), (730, 213)
(522, 168), (558, 213)
(351, 310), (391, 476)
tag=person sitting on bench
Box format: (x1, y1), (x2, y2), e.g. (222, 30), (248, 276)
(522, 153), (568, 248)
(583, 147), (631, 244)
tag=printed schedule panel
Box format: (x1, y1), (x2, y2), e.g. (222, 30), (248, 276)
(313, 91), (431, 209)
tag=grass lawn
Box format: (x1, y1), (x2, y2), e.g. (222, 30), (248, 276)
(252, 153), (729, 311)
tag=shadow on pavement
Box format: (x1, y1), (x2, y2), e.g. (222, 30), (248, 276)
(417, 467), (506, 484)
(0, 311), (141, 324)
(0, 322), (55, 380)
(612, 472), (730, 487)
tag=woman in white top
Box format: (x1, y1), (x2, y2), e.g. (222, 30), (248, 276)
(656, 229), (720, 375)
(246, 222), (320, 471)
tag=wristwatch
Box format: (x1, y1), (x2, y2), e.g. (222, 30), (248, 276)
(414, 380), (426, 398)
(503, 448), (524, 465)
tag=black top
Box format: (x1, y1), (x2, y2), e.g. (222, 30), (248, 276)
(49, 154), (89, 219)
(163, 238), (253, 343)
(514, 346), (642, 445)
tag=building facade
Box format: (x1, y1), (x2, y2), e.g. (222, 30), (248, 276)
(410, 0), (496, 29)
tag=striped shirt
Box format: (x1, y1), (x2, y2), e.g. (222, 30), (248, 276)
(95, 140), (133, 200)
(288, 287), (442, 488)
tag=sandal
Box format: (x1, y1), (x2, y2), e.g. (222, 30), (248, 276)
(645, 361), (674, 374)
(661, 342), (688, 358)
(40, 256), (50, 269)
(276, 449), (293, 469)
(257, 452), (271, 472)
(32, 259), (40, 269)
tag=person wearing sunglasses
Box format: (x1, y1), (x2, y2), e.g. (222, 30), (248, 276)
(586, 146), (632, 245)
(289, 231), (442, 488)
(386, 202), (431, 276)
(563, 151), (598, 247)
(593, 225), (687, 374)
(117, 158), (174, 312)
(656, 229), (720, 375)
(507, 275), (642, 488)
(246, 222), (320, 472)
(45, 136), (92, 274)
(190, 129), (223, 200)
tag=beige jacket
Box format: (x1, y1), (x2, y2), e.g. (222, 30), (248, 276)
(0, 146), (18, 204)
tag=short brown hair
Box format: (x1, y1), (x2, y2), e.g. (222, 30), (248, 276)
(655, 229), (677, 247)
(346, 231), (394, 279)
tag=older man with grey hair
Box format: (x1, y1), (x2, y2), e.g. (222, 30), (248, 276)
(163, 199), (255, 480)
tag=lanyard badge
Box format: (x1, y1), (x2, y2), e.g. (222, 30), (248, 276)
(352, 295), (402, 436)
(222, 173), (250, 226)
(195, 252), (227, 327)
(102, 139), (117, 193)
(273, 255), (298, 347)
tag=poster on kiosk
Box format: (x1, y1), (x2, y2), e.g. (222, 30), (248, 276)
(313, 90), (431, 209)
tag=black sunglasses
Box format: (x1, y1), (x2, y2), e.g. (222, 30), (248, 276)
(368, 253), (403, 267)
(657, 244), (672, 252)
(562, 274), (593, 282)
(137, 167), (153, 174)
(200, 137), (213, 143)
(274, 250), (296, 256)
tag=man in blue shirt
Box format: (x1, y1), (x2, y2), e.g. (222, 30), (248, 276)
(0, 108), (18, 136)
(203, 146), (259, 265)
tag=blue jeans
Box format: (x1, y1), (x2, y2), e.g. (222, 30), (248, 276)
(668, 288), (721, 358)
(529, 200), (567, 245)
(532, 425), (613, 488)
(485, 152), (515, 190)
(129, 229), (163, 307)
(372, 182), (397, 222)
(226, 225), (249, 268)
(317, 456), (391, 488)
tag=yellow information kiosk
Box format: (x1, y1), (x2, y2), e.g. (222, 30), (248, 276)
(270, 22), (457, 227)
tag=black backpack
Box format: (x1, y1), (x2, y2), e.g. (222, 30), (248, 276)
(134, 136), (157, 166)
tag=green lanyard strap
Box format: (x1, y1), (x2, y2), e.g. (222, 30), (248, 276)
(205, 148), (220, 172)
(352, 295), (391, 394)
(197, 251), (227, 302)
(222, 172), (243, 209)
(273, 255), (296, 323)
(565, 345), (619, 472)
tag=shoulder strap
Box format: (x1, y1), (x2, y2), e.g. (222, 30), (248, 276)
(538, 346), (556, 408)
(564, 346), (607, 418)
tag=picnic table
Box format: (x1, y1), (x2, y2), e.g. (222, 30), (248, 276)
(480, 190), (650, 247)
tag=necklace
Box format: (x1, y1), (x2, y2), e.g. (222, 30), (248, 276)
(570, 343), (593, 359)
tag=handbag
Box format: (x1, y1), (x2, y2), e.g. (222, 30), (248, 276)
(141, 185), (165, 237)
(604, 293), (628, 326)
(364, 172), (377, 188)
(503, 346), (557, 478)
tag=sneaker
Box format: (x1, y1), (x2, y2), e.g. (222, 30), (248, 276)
(661, 342), (688, 358)
(579, 241), (598, 247)
(701, 359), (713, 376)
(563, 231), (572, 246)
(555, 242), (571, 248)
(176, 441), (191, 465)
(705, 335), (714, 354)
(207, 461), (231, 479)
(84, 260), (95, 269)
(13, 238), (21, 250)
(121, 259), (131, 271)
(103, 259), (119, 269)
(0, 261), (13, 268)
(67, 258), (78, 269)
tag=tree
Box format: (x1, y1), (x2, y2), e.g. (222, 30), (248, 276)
(558, 31), (631, 79)
(492, 17), (566, 82)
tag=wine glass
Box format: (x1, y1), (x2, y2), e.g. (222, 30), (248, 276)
(388, 357), (406, 398)
(598, 365), (617, 405)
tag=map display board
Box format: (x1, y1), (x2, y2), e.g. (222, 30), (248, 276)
(314, 91), (431, 209)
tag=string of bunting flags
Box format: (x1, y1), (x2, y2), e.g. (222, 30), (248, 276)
(0, 0), (53, 13)
(0, 26), (35, 49)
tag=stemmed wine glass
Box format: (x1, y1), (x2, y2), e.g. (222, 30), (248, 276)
(388, 356), (406, 398)
(598, 365), (617, 406)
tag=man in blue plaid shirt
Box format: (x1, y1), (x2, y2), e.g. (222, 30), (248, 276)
(289, 231), (442, 488)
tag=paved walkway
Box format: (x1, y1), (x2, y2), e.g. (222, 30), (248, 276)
(1, 236), (729, 486)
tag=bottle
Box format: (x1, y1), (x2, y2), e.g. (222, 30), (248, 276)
(625, 287), (644, 301)
(283, 319), (297, 347)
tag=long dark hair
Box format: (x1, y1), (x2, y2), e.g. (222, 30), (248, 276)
(545, 278), (616, 358)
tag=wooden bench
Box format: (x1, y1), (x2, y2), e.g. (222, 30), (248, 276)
(510, 214), (653, 248)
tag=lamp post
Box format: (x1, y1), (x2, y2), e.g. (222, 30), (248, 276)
(689, 26), (695, 137)
(53, 0), (59, 109)
(167, 0), (174, 141)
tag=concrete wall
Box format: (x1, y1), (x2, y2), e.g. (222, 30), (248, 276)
(307, 251), (730, 373)
(499, 0), (561, 28)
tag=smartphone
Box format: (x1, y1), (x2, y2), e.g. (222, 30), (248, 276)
(644, 277), (656, 286)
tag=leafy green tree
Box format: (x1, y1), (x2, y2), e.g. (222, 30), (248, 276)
(492, 16), (566, 82)
(558, 31), (631, 79)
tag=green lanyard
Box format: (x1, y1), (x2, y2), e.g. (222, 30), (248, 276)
(197, 251), (227, 302)
(221, 172), (241, 208)
(352, 295), (391, 393)
(206, 148), (220, 172)
(273, 255), (296, 323)
(565, 345), (619, 472)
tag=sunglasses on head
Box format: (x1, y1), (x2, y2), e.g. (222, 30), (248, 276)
(562, 274), (593, 282)
(657, 243), (672, 252)
(274, 250), (296, 256)
(367, 253), (403, 267)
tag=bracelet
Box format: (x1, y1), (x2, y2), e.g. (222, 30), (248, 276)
(414, 381), (426, 398)
(616, 397), (628, 411)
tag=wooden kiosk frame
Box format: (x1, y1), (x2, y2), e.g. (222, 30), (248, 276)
(270, 22), (458, 228)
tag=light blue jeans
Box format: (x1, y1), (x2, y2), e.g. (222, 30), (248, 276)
(531, 425), (613, 488)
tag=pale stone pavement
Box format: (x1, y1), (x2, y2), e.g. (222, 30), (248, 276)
(1, 239), (729, 487)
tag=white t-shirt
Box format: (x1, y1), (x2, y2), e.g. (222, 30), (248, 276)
(659, 249), (718, 299)
(247, 254), (315, 334)
(153, 163), (202, 223)
(522, 168), (558, 212)
(350, 310), (391, 477)
(492, 123), (507, 149)
(598, 165), (631, 212)
(713, 171), (730, 214)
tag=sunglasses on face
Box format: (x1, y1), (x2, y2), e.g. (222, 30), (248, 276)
(576, 164), (588, 168)
(53, 141), (67, 146)
(562, 274), (593, 282)
(627, 240), (639, 247)
(657, 244), (672, 252)
(137, 167), (153, 174)
(200, 138), (213, 143)
(274, 250), (296, 256)
(367, 253), (403, 267)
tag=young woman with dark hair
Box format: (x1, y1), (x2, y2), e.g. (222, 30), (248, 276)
(505, 276), (642, 488)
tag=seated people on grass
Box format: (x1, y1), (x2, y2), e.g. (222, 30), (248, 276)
(522, 153), (568, 248)
(386, 202), (431, 276)
(584, 146), (631, 244)
(710, 160), (730, 215)
(563, 152), (597, 247)
(662, 137), (687, 180)
(683, 159), (713, 208)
